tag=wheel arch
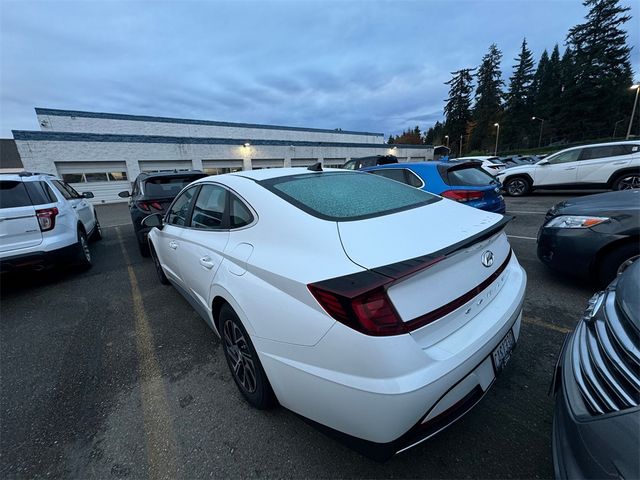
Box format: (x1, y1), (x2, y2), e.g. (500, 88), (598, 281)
(607, 167), (640, 188)
(502, 172), (534, 185)
(592, 235), (640, 274)
(210, 287), (256, 339)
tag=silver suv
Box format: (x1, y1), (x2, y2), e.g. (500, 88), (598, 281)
(0, 172), (101, 273)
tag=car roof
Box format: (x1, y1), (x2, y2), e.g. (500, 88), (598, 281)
(138, 170), (205, 180)
(0, 172), (57, 181)
(224, 166), (345, 181)
(553, 140), (640, 152)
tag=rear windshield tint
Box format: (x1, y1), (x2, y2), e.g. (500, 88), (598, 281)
(0, 181), (32, 208)
(143, 175), (205, 197)
(443, 167), (496, 186)
(260, 172), (439, 221)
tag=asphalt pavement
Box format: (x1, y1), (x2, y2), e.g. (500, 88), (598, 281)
(0, 192), (598, 479)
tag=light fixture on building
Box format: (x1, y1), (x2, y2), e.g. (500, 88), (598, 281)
(391, 146), (397, 150)
(243, 142), (250, 148)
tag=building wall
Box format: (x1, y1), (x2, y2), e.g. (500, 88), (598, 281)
(36, 110), (384, 144)
(14, 137), (434, 203)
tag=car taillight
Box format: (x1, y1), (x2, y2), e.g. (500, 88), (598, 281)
(308, 282), (406, 336)
(441, 190), (484, 203)
(35, 207), (58, 232)
(136, 201), (163, 212)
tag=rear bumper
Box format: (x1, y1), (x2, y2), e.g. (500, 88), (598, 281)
(0, 243), (77, 273)
(469, 197), (506, 214)
(256, 256), (526, 458)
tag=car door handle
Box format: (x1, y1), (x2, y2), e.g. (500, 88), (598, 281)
(72, 205), (77, 209)
(564, 167), (576, 170)
(168, 241), (178, 250)
(613, 161), (628, 165)
(199, 257), (215, 269)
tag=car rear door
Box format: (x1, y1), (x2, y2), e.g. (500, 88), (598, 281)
(176, 183), (230, 313)
(577, 144), (637, 185)
(0, 180), (42, 253)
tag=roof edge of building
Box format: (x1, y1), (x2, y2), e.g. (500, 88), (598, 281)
(13, 130), (434, 149)
(34, 107), (385, 137)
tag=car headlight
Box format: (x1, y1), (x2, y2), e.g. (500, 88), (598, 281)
(545, 215), (609, 228)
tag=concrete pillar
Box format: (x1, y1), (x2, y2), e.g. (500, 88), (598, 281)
(192, 158), (204, 171)
(242, 157), (252, 171)
(284, 156), (292, 167)
(126, 158), (141, 181)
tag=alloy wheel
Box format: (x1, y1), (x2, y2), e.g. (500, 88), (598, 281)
(617, 175), (640, 190)
(81, 235), (91, 262)
(507, 179), (527, 195)
(223, 320), (257, 393)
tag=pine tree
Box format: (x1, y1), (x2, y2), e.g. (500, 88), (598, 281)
(444, 68), (474, 156)
(567, 0), (633, 138)
(387, 134), (396, 144)
(424, 121), (445, 145)
(504, 38), (535, 148)
(543, 45), (563, 140)
(554, 47), (579, 139)
(470, 44), (504, 151)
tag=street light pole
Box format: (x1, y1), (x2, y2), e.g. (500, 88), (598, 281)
(459, 134), (463, 157)
(626, 84), (640, 139)
(613, 119), (624, 138)
(493, 123), (500, 156)
(531, 116), (545, 148)
(444, 135), (449, 147)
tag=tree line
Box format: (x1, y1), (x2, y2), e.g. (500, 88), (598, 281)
(387, 0), (637, 156)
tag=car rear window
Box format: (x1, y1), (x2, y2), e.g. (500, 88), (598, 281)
(260, 172), (439, 221)
(143, 175), (205, 197)
(443, 166), (496, 186)
(0, 181), (33, 208)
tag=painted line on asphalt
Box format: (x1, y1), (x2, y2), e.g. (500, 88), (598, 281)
(103, 223), (132, 229)
(507, 210), (547, 215)
(523, 317), (572, 334)
(507, 235), (537, 241)
(116, 227), (179, 480)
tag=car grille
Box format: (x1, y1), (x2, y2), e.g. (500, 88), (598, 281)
(571, 290), (640, 415)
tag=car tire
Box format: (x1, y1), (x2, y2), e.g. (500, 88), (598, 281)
(91, 216), (102, 241)
(138, 240), (151, 257)
(504, 177), (531, 196)
(219, 304), (276, 410)
(597, 243), (640, 286)
(74, 229), (92, 270)
(150, 244), (169, 285)
(612, 172), (640, 191)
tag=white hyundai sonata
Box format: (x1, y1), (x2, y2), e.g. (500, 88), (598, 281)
(144, 166), (527, 460)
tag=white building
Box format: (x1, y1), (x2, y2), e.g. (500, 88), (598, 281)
(13, 108), (434, 203)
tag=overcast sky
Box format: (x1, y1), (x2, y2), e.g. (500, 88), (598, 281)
(1, 0), (638, 138)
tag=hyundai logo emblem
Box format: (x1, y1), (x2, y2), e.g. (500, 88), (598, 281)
(481, 250), (494, 268)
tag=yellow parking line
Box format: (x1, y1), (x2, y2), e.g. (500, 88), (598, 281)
(117, 228), (179, 480)
(523, 316), (573, 334)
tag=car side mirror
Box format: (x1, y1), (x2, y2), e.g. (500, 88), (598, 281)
(82, 191), (94, 199)
(538, 159), (549, 166)
(141, 213), (163, 229)
(118, 191), (131, 198)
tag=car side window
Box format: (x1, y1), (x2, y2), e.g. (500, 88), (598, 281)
(24, 181), (57, 205)
(372, 168), (411, 186)
(579, 145), (625, 160)
(406, 170), (423, 187)
(547, 149), (581, 164)
(230, 194), (254, 228)
(51, 180), (73, 200)
(342, 160), (356, 170)
(190, 184), (227, 230)
(166, 186), (198, 226)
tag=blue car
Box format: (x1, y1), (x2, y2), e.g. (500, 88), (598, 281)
(361, 161), (506, 214)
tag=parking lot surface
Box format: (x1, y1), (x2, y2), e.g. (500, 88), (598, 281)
(1, 193), (597, 479)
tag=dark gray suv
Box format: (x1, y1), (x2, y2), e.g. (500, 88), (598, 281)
(119, 170), (207, 256)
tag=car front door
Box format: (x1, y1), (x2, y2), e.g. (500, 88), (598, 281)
(576, 145), (635, 185)
(156, 185), (199, 285)
(52, 180), (95, 230)
(534, 148), (582, 187)
(176, 183), (230, 315)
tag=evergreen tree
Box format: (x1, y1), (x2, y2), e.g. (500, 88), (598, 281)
(424, 121), (445, 145)
(567, 0), (633, 138)
(554, 47), (579, 139)
(387, 134), (395, 144)
(470, 44), (504, 151)
(504, 38), (535, 148)
(444, 68), (474, 156)
(542, 45), (564, 139)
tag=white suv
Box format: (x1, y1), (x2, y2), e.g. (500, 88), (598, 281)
(0, 172), (101, 272)
(496, 141), (640, 196)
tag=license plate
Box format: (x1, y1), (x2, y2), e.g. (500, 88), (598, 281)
(492, 329), (516, 374)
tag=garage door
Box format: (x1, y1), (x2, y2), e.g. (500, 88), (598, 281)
(251, 159), (284, 169)
(291, 158), (317, 167)
(55, 161), (130, 204)
(202, 159), (243, 175)
(323, 158), (346, 168)
(139, 160), (193, 172)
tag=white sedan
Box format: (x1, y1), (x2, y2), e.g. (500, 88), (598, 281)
(143, 167), (527, 460)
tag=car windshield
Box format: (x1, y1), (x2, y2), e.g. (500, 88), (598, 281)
(260, 172), (439, 221)
(444, 167), (496, 186)
(143, 175), (204, 197)
(488, 158), (504, 165)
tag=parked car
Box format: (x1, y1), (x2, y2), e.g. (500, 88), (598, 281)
(500, 155), (538, 167)
(362, 161), (506, 213)
(497, 141), (640, 196)
(118, 170), (207, 256)
(341, 155), (398, 170)
(456, 156), (506, 176)
(551, 258), (639, 479)
(537, 189), (640, 286)
(143, 167), (526, 460)
(0, 172), (100, 272)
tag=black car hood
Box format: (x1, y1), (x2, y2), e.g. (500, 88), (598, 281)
(616, 259), (639, 331)
(549, 190), (640, 217)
